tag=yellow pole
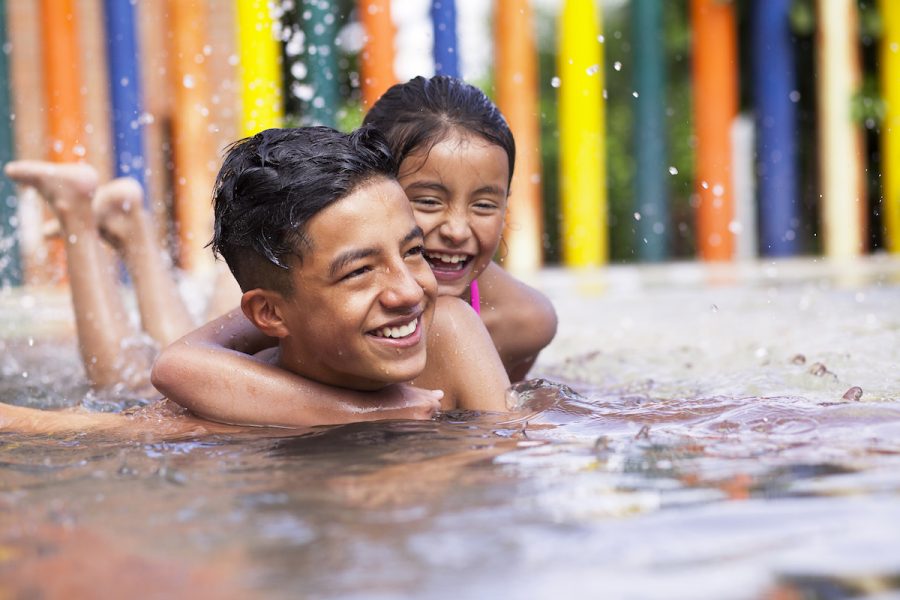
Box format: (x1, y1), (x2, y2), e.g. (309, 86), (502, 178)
(881, 0), (900, 253)
(236, 0), (283, 137)
(558, 0), (606, 266)
(817, 0), (866, 258)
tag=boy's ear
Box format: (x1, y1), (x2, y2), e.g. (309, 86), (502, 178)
(241, 289), (290, 338)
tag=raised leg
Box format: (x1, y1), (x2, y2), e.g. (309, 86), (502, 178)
(4, 161), (139, 387)
(94, 178), (194, 345)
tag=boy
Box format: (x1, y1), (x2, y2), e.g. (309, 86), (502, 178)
(0, 127), (510, 435)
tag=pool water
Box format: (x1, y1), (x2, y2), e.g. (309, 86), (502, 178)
(2, 258), (900, 599)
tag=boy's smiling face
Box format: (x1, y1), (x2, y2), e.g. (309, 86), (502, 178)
(273, 176), (437, 390)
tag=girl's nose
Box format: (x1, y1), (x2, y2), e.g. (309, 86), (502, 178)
(438, 214), (470, 245)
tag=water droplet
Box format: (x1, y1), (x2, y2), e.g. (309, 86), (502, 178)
(550, 76), (561, 88)
(613, 61), (622, 71)
(668, 166), (678, 175)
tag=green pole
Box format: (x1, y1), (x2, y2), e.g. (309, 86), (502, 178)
(0, 0), (21, 286)
(301, 0), (339, 127)
(632, 0), (669, 261)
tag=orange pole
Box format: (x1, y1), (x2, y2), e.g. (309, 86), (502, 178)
(40, 0), (85, 163)
(690, 0), (738, 261)
(168, 0), (216, 272)
(39, 0), (86, 282)
(495, 0), (543, 272)
(359, 0), (397, 108)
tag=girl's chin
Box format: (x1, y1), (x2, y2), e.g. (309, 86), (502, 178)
(436, 280), (469, 297)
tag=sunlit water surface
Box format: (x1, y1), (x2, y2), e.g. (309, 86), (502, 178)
(2, 258), (900, 599)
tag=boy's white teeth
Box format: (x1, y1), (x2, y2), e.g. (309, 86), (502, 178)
(427, 252), (468, 265)
(375, 318), (417, 339)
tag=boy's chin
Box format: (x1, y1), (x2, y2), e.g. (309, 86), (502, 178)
(378, 355), (428, 384)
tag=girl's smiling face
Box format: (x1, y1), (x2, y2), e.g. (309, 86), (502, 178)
(398, 128), (510, 298)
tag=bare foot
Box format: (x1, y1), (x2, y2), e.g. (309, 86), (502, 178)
(93, 177), (145, 251)
(4, 161), (99, 227)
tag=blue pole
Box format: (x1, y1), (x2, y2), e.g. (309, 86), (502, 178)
(752, 0), (799, 256)
(431, 0), (459, 77)
(103, 0), (146, 193)
(0, 0), (20, 286)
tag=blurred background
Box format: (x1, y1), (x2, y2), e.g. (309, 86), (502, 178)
(0, 0), (896, 285)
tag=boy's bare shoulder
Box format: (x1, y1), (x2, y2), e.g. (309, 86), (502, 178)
(427, 296), (483, 349)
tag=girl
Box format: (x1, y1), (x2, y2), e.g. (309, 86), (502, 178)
(151, 76), (557, 421)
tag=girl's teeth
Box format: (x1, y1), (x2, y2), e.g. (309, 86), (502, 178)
(428, 252), (468, 264)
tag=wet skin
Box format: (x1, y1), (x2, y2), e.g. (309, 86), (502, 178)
(398, 128), (510, 299)
(264, 177), (438, 391)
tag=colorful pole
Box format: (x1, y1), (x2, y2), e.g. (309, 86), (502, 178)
(558, 0), (606, 267)
(103, 0), (146, 190)
(690, 0), (738, 261)
(169, 0), (216, 271)
(359, 0), (397, 108)
(494, 0), (544, 272)
(751, 0), (799, 256)
(40, 0), (85, 163)
(432, 0), (459, 77)
(236, 0), (283, 137)
(39, 0), (85, 281)
(632, 0), (668, 261)
(301, 0), (340, 127)
(495, 0), (543, 271)
(817, 0), (866, 258)
(0, 0), (20, 286)
(881, 0), (900, 253)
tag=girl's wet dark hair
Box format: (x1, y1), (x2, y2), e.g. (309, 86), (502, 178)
(362, 75), (515, 183)
(211, 126), (397, 295)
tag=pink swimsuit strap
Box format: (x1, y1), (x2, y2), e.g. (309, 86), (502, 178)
(469, 279), (481, 316)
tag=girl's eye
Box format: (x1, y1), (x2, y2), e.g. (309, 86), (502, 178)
(411, 197), (442, 208)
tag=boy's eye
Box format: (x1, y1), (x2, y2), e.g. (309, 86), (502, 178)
(341, 266), (371, 281)
(405, 244), (426, 258)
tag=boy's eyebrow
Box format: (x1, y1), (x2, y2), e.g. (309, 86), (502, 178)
(328, 226), (424, 278)
(329, 247), (379, 279)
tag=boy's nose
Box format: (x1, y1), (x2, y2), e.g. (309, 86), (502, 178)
(380, 264), (424, 309)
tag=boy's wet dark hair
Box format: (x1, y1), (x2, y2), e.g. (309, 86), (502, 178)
(362, 75), (516, 184)
(211, 126), (397, 295)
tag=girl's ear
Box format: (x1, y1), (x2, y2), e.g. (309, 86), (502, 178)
(241, 289), (290, 338)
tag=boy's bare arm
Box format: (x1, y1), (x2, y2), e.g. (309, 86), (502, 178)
(478, 262), (558, 382)
(151, 312), (442, 427)
(415, 297), (511, 412)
